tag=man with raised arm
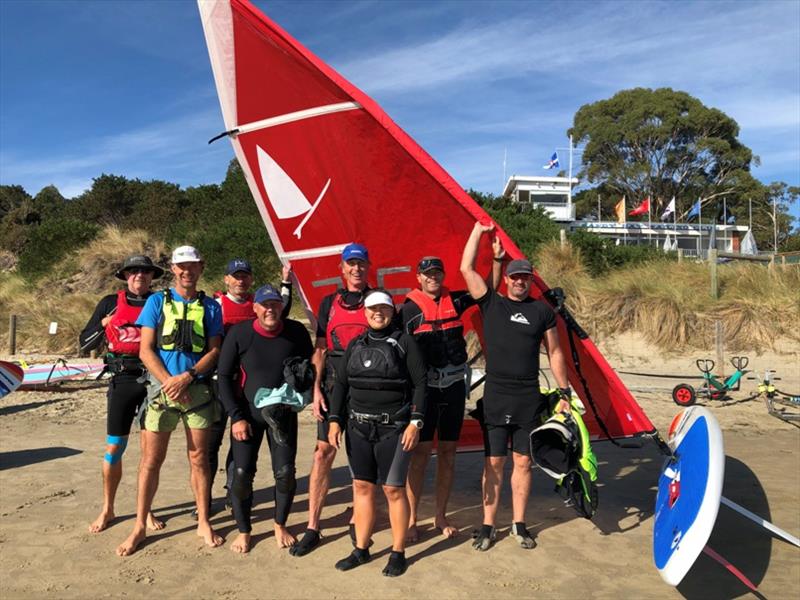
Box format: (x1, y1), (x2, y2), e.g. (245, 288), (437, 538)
(290, 243), (371, 557)
(116, 245), (224, 556)
(460, 222), (571, 552)
(402, 247), (503, 542)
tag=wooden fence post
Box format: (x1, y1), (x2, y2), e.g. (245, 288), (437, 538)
(709, 249), (719, 299)
(8, 314), (16, 355)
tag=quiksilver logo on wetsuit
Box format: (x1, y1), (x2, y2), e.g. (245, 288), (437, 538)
(509, 313), (530, 325)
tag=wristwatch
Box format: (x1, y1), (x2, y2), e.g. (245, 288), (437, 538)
(188, 367), (198, 380)
(410, 419), (424, 430)
(558, 386), (572, 399)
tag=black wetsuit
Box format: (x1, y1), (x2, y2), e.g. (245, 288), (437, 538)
(329, 326), (427, 486)
(401, 291), (475, 442)
(217, 317), (313, 532)
(79, 291), (150, 437)
(476, 291), (556, 456)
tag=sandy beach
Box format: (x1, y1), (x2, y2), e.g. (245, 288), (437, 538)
(1, 334), (798, 599)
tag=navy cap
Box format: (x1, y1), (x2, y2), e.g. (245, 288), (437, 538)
(225, 258), (252, 275)
(342, 243), (369, 262)
(253, 284), (282, 304)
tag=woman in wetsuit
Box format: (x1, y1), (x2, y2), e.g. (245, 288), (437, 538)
(217, 283), (314, 553)
(328, 289), (427, 577)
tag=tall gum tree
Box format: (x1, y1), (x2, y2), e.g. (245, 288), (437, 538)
(569, 87), (758, 217)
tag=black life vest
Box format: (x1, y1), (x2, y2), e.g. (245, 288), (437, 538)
(405, 288), (467, 368)
(346, 330), (407, 392)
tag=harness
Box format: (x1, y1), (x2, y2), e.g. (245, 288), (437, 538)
(405, 288), (467, 368)
(325, 289), (368, 355)
(105, 289), (144, 356)
(157, 289), (207, 353)
(215, 292), (254, 333)
(348, 405), (410, 442)
(346, 330), (408, 392)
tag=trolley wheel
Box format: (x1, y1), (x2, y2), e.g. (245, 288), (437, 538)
(672, 384), (697, 406)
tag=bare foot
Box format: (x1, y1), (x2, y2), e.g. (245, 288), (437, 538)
(434, 515), (458, 538)
(275, 524), (296, 548)
(116, 527), (146, 557)
(230, 533), (251, 554)
(197, 522), (224, 548)
(406, 523), (419, 543)
(146, 511), (165, 531)
(89, 509), (115, 533)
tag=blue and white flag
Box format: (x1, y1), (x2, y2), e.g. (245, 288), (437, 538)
(685, 198), (701, 222)
(543, 151), (559, 170)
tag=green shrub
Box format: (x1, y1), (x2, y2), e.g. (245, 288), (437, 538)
(568, 228), (673, 276)
(18, 218), (99, 280)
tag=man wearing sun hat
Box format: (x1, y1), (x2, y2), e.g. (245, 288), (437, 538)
(116, 245), (225, 557)
(81, 254), (165, 535)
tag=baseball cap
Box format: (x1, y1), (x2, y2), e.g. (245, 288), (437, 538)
(171, 245), (202, 264)
(417, 256), (444, 273)
(506, 259), (533, 276)
(364, 290), (394, 309)
(114, 255), (164, 280)
(254, 284), (282, 304)
(225, 258), (252, 275)
(342, 243), (369, 262)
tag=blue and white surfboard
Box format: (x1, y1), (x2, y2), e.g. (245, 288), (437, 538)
(0, 360), (24, 399)
(654, 406), (725, 586)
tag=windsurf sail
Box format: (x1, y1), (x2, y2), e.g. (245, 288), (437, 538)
(198, 0), (658, 442)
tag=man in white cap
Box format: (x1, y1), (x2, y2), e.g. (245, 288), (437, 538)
(116, 245), (224, 556)
(460, 222), (570, 552)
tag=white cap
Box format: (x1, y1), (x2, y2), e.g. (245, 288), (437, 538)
(364, 290), (394, 309)
(171, 245), (202, 263)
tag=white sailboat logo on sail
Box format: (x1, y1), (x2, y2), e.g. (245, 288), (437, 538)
(257, 145), (330, 239)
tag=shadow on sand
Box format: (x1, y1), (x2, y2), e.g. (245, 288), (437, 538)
(0, 446), (83, 470)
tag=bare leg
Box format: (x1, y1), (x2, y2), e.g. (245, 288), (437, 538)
(116, 430), (170, 556)
(89, 437), (126, 533)
(433, 441), (458, 537)
(510, 452), (532, 523)
(384, 485), (410, 552)
(306, 441), (337, 531)
(405, 440), (431, 542)
(353, 480), (376, 549)
(140, 432), (164, 530)
(186, 426), (223, 548)
(482, 456), (506, 527)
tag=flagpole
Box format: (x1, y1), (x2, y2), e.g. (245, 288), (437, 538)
(673, 197), (677, 250)
(723, 197), (728, 252)
(568, 134), (573, 210)
(773, 193), (778, 252)
(648, 197), (652, 246)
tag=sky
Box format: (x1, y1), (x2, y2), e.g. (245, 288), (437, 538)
(1, 0), (798, 220)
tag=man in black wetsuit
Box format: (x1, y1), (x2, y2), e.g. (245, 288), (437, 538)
(460, 221), (571, 552)
(402, 251), (502, 541)
(217, 283), (313, 553)
(79, 255), (165, 534)
(328, 289), (427, 577)
(291, 243), (370, 557)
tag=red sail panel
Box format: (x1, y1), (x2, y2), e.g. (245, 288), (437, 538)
(199, 0), (656, 441)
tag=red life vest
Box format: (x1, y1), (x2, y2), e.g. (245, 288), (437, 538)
(405, 288), (467, 367)
(325, 290), (368, 354)
(215, 292), (254, 332)
(105, 289), (144, 356)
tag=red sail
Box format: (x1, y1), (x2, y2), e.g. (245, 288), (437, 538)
(198, 0), (657, 441)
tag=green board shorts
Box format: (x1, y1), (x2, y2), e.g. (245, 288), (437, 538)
(144, 381), (219, 432)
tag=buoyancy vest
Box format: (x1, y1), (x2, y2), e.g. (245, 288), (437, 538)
(157, 289), (207, 353)
(346, 330), (407, 392)
(325, 289), (369, 355)
(405, 288), (467, 368)
(105, 289), (145, 356)
(215, 291), (254, 332)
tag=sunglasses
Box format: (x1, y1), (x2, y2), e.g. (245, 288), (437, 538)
(508, 273), (532, 281)
(126, 268), (153, 275)
(417, 258), (443, 272)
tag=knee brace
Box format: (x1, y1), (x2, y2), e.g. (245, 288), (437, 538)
(274, 464), (296, 495)
(231, 467), (254, 500)
(104, 435), (128, 465)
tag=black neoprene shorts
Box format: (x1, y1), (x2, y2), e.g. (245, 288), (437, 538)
(420, 380), (465, 443)
(483, 422), (537, 457)
(345, 420), (411, 487)
(106, 372), (147, 437)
